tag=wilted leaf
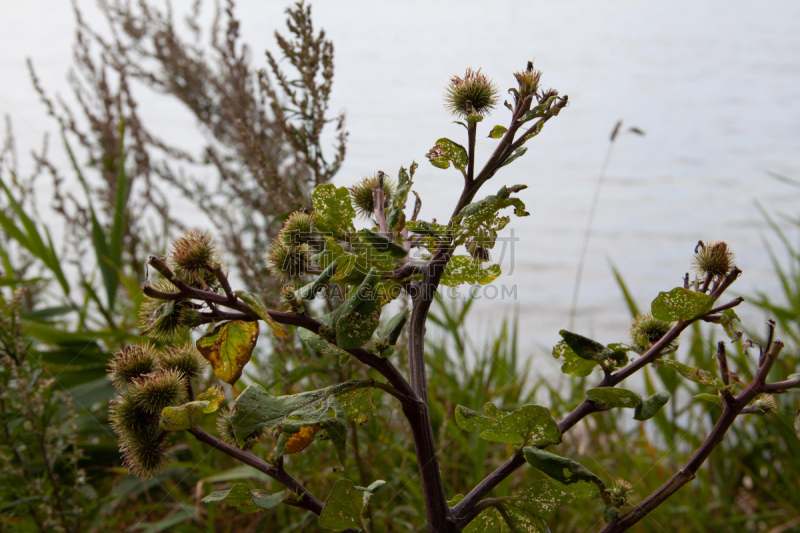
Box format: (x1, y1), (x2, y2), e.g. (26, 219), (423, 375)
(441, 256), (501, 286)
(313, 184), (356, 237)
(196, 321), (259, 385)
(234, 291), (288, 339)
(524, 448), (606, 491)
(651, 287), (713, 322)
(552, 340), (598, 377)
(586, 388), (642, 409)
(633, 392), (670, 420)
(455, 403), (561, 446)
(319, 478), (385, 532)
(488, 125), (507, 139)
(202, 483), (285, 514)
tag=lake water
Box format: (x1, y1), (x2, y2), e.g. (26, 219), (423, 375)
(2, 1), (800, 368)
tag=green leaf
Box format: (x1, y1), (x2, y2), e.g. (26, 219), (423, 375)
(524, 448), (606, 491)
(332, 268), (382, 350)
(466, 113), (484, 124)
(429, 138), (468, 171)
(356, 229), (408, 259)
(552, 340), (598, 377)
(586, 388), (643, 409)
(488, 125), (507, 139)
(653, 359), (722, 390)
(453, 185), (529, 249)
(500, 147), (528, 168)
(375, 309), (408, 346)
(386, 162), (416, 230)
(694, 393), (722, 406)
(197, 385), (226, 412)
(196, 320), (260, 385)
(441, 256), (501, 286)
(633, 392), (670, 420)
(464, 479), (598, 533)
(296, 261), (338, 300)
(313, 184), (356, 237)
(336, 387), (376, 425)
(299, 327), (350, 358)
(651, 287), (714, 322)
(160, 400), (211, 431)
(455, 403), (561, 446)
(231, 380), (369, 463)
(202, 483), (285, 514)
(234, 291), (288, 339)
(319, 479), (385, 532)
(558, 330), (609, 362)
(160, 386), (224, 431)
(720, 309), (743, 343)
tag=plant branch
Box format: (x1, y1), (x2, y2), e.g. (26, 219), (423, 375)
(188, 427), (324, 514)
(453, 293), (746, 520)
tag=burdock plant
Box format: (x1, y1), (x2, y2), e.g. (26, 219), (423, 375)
(107, 58), (800, 533)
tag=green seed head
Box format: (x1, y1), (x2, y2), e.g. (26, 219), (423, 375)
(609, 478), (634, 506)
(119, 426), (172, 479)
(108, 343), (160, 391)
(349, 172), (397, 219)
(279, 211), (317, 247)
(168, 228), (222, 288)
(265, 241), (311, 281)
(513, 61), (543, 100)
(158, 343), (207, 381)
(692, 241), (735, 280)
(109, 392), (156, 435)
(130, 370), (187, 415)
(444, 68), (499, 118)
(177, 306), (203, 329)
(629, 313), (673, 350)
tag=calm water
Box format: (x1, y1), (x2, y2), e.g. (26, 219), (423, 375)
(2, 1), (800, 367)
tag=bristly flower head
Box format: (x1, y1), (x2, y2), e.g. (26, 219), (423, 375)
(279, 211), (317, 247)
(629, 312), (673, 351)
(108, 343), (160, 391)
(349, 172), (396, 219)
(692, 240), (735, 279)
(158, 343), (207, 381)
(265, 241), (311, 281)
(216, 407), (267, 448)
(130, 369), (187, 415)
(109, 392), (155, 435)
(139, 278), (183, 340)
(119, 426), (172, 479)
(513, 61), (543, 101)
(168, 228), (222, 288)
(609, 478), (634, 505)
(444, 68), (499, 118)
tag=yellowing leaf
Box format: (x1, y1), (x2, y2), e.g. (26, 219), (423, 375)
(196, 320), (259, 385)
(284, 425), (320, 454)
